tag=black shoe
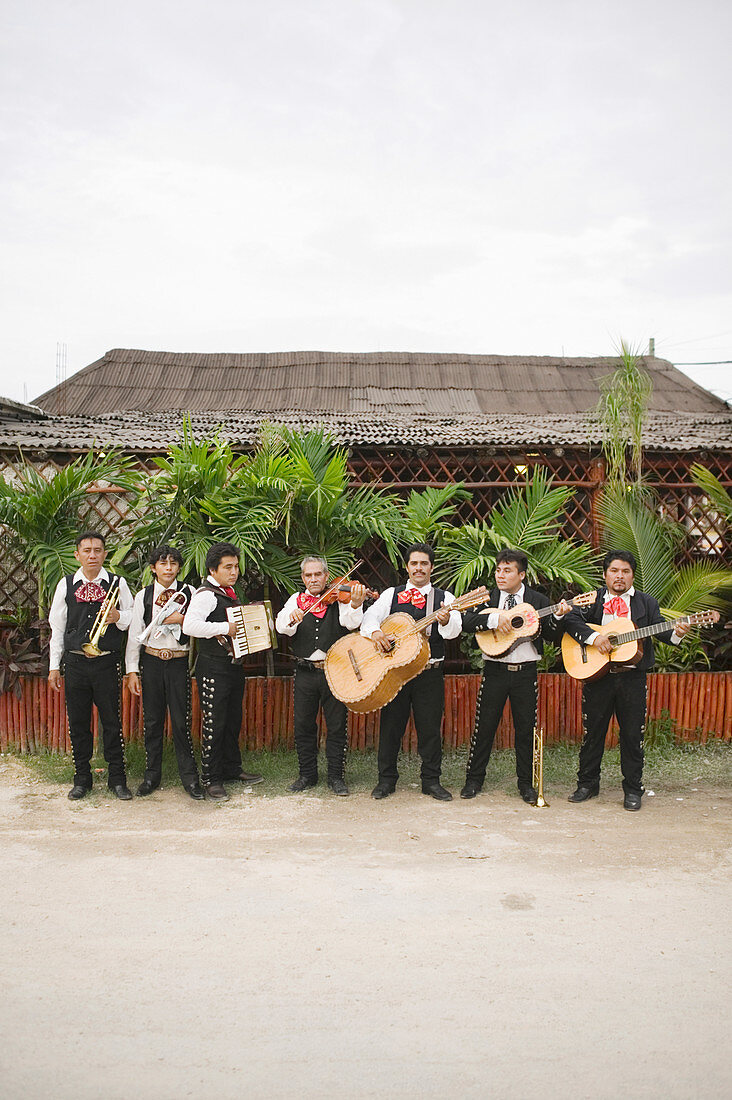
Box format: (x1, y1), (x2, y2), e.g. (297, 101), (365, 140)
(204, 784), (230, 801)
(460, 781), (481, 799)
(422, 781), (453, 802)
(519, 786), (538, 804)
(185, 782), (205, 801)
(137, 779), (159, 796)
(288, 776), (317, 792)
(328, 777), (349, 796)
(226, 771), (264, 785)
(111, 784), (133, 801)
(371, 782), (396, 800)
(624, 792), (642, 811)
(68, 785), (90, 800)
(568, 785), (599, 803)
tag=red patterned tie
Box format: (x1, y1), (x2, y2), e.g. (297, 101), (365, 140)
(603, 595), (629, 618)
(75, 581), (107, 603)
(155, 588), (175, 607)
(297, 592), (327, 619)
(397, 588), (426, 609)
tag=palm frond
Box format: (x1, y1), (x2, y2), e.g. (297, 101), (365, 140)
(689, 463), (732, 526)
(662, 562), (732, 616)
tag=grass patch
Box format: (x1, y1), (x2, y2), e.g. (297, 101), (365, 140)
(6, 739), (731, 794)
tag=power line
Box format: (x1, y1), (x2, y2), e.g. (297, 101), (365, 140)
(674, 360), (732, 365)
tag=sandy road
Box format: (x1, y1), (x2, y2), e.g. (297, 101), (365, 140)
(1, 759), (731, 1100)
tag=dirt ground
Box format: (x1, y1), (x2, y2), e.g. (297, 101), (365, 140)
(1, 759), (730, 1100)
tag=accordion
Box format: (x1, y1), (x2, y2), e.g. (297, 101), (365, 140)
(223, 601), (277, 659)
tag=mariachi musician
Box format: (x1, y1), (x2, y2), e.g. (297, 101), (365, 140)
(48, 530), (134, 800)
(360, 542), (461, 801)
(561, 550), (690, 811)
(182, 542), (263, 802)
(460, 548), (570, 803)
(275, 555), (365, 795)
(125, 544), (202, 800)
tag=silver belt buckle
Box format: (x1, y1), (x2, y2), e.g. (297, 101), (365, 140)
(158, 649), (173, 661)
(507, 663), (521, 672)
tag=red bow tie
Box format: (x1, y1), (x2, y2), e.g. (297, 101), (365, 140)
(603, 595), (629, 618)
(75, 581), (107, 603)
(397, 588), (426, 609)
(297, 592), (327, 619)
(155, 588), (175, 606)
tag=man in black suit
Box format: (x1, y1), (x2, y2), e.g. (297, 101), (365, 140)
(561, 550), (690, 811)
(460, 549), (568, 803)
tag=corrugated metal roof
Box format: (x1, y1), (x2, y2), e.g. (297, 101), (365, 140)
(31, 348), (729, 418)
(1, 409), (730, 453)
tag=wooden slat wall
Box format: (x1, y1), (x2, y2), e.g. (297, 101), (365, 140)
(0, 673), (730, 753)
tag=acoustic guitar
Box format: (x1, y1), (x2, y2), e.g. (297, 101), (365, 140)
(324, 587), (488, 713)
(476, 590), (597, 657)
(561, 610), (719, 681)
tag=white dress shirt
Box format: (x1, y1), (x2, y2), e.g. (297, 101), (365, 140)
(48, 567), (134, 670)
(125, 581), (192, 672)
(275, 594), (364, 661)
(182, 576), (234, 639)
(481, 584), (541, 665)
(360, 583), (462, 655)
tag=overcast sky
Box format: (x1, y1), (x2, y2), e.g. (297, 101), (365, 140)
(1, 0), (730, 405)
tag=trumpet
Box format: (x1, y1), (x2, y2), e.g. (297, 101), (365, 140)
(82, 579), (120, 657)
(138, 590), (188, 645)
(531, 726), (549, 808)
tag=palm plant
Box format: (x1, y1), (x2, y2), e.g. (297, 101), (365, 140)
(597, 481), (731, 615)
(0, 449), (139, 616)
(436, 467), (598, 594)
(689, 463), (732, 526)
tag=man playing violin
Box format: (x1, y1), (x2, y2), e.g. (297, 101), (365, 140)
(360, 542), (461, 801)
(276, 555), (366, 795)
(562, 550), (692, 811)
(461, 549), (569, 804)
(183, 542), (263, 801)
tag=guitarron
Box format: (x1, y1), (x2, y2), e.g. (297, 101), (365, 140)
(324, 587), (488, 713)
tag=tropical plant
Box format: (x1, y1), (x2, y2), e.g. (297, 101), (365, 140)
(597, 480), (731, 616)
(595, 341), (653, 483)
(689, 463), (732, 526)
(0, 449), (139, 616)
(399, 484), (470, 543)
(0, 623), (47, 696)
(436, 467), (599, 595)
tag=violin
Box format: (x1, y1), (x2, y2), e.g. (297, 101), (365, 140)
(319, 579), (380, 605)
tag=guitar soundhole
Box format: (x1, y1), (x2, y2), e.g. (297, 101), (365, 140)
(607, 634), (618, 647)
(511, 615), (523, 629)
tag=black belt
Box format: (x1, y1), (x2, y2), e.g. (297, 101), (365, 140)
(296, 658), (325, 670)
(485, 660), (537, 672)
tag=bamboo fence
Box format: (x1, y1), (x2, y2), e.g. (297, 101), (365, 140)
(1, 672), (730, 754)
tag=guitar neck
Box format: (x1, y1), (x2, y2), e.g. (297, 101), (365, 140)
(612, 617), (692, 645)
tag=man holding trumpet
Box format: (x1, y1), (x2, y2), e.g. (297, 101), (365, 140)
(125, 545), (203, 800)
(48, 530), (134, 800)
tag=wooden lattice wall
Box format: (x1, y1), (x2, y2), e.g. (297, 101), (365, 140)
(1, 445), (730, 615)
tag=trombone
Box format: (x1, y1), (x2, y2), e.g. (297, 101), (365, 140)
(531, 726), (549, 808)
(82, 578), (120, 657)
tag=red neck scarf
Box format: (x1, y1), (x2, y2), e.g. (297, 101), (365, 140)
(297, 591), (328, 619)
(603, 594), (629, 618)
(397, 587), (426, 610)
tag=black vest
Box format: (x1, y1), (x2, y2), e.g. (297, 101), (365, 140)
(290, 600), (349, 658)
(389, 584), (446, 660)
(64, 572), (125, 654)
(143, 581), (191, 646)
(194, 581), (239, 660)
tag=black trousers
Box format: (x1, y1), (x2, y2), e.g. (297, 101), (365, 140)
(195, 654), (244, 786)
(579, 669), (647, 795)
(377, 665), (444, 785)
(139, 652), (198, 787)
(63, 651), (126, 788)
(293, 665), (348, 781)
(466, 662), (538, 789)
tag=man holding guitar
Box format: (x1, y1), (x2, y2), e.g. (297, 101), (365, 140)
(361, 543), (462, 801)
(562, 550), (693, 811)
(460, 549), (571, 803)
